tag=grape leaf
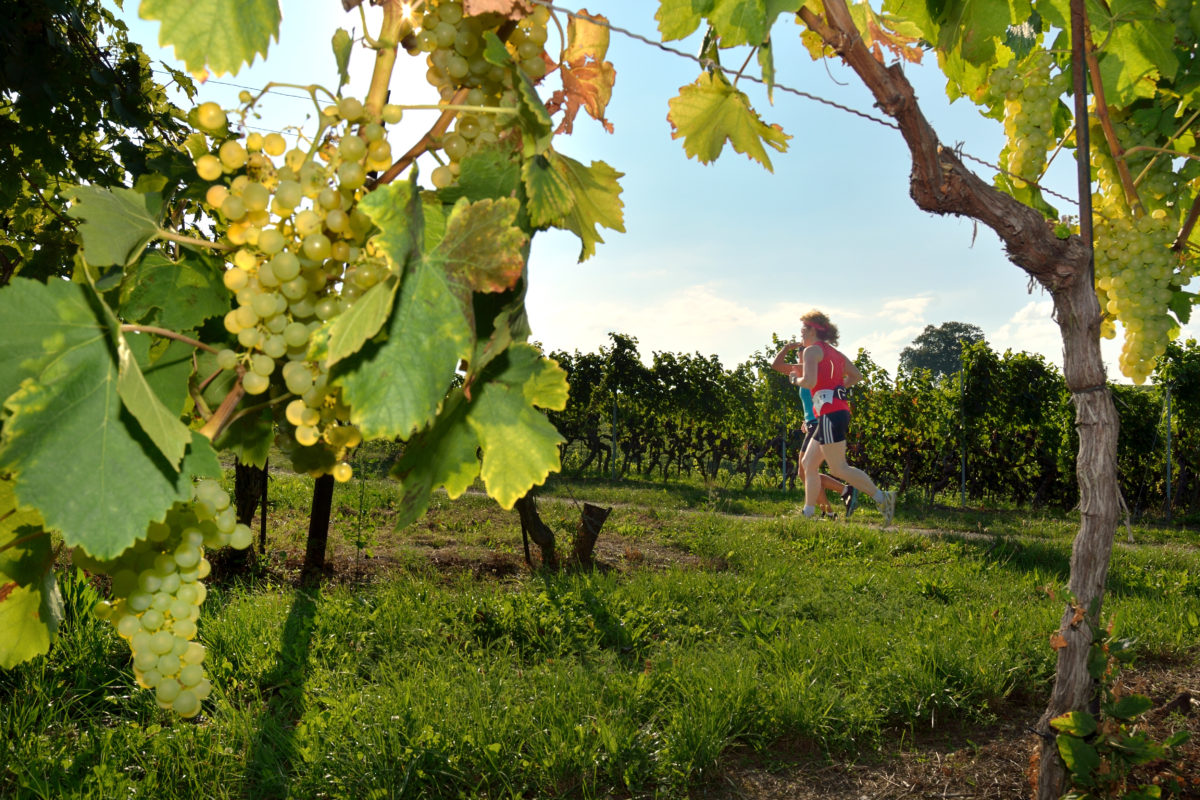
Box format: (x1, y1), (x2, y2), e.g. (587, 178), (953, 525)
(389, 390), (481, 530)
(332, 28), (352, 90)
(359, 179), (422, 271)
(0, 478), (61, 669)
(114, 329), (192, 469)
(1095, 12), (1177, 106)
(64, 185), (162, 268)
(435, 197), (527, 294)
(1050, 709), (1099, 737)
(757, 39), (776, 102)
(522, 151), (626, 261)
(656, 0), (716, 41)
(0, 279), (219, 559)
(87, 281), (193, 469)
(0, 581), (63, 670)
(667, 71), (791, 170)
(1056, 733), (1101, 778)
(118, 249), (230, 332)
(438, 149), (522, 205)
(467, 380), (564, 510)
(139, 0), (281, 76)
(547, 12), (616, 135)
(333, 258), (474, 440)
(928, 0), (1013, 65)
(324, 277), (399, 368)
(323, 179), (421, 367)
(463, 0), (533, 19)
(135, 338), (196, 418)
(710, 0), (767, 48)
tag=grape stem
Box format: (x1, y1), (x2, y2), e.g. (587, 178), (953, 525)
(224, 393), (292, 429)
(157, 229), (235, 252)
(1174, 195), (1200, 254)
(197, 373), (247, 441)
(733, 48), (757, 86)
(1131, 107), (1200, 187)
(0, 528), (49, 557)
(120, 325), (219, 355)
(1080, 16), (1143, 217)
(372, 87), (470, 187)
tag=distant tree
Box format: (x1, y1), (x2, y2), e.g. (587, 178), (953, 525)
(898, 322), (986, 380)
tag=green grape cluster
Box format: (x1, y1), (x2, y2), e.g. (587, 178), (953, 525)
(403, 0), (551, 188)
(986, 50), (1068, 188)
(1088, 113), (1195, 384)
(191, 97), (398, 481)
(81, 480), (252, 717)
(1093, 208), (1181, 383)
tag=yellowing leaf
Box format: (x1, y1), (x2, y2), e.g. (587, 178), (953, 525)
(522, 152), (625, 262)
(547, 11), (617, 134)
(434, 197), (527, 293)
(464, 0), (533, 19)
(667, 71), (791, 170)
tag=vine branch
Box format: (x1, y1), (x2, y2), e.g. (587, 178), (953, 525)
(1080, 14), (1143, 217)
(157, 229), (235, 252)
(197, 373), (247, 442)
(120, 324), (219, 354)
(371, 87), (470, 187)
(1174, 194), (1200, 254)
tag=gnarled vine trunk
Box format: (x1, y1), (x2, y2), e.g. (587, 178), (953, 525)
(802, 4), (1119, 796)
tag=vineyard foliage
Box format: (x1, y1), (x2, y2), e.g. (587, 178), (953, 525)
(552, 333), (1200, 517)
(0, 0), (626, 691)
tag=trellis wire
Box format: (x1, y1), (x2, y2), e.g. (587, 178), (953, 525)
(530, 0), (1080, 208)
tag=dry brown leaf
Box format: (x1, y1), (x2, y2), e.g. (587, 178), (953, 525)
(464, 0), (534, 20)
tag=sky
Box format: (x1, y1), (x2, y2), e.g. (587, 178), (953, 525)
(110, 0), (1197, 381)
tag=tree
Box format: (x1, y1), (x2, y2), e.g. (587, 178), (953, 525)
(0, 0), (195, 286)
(646, 1), (1196, 796)
(898, 321), (985, 379)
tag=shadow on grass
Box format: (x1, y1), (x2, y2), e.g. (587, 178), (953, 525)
(242, 583), (321, 798)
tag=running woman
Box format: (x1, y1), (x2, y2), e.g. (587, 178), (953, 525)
(771, 310), (896, 525)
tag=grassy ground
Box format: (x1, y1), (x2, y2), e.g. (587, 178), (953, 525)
(3, 471), (1198, 799)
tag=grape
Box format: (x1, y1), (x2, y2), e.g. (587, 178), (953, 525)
(196, 102), (226, 130)
(381, 104), (403, 124)
(219, 140), (248, 170)
(195, 154), (223, 181)
(243, 371), (270, 395)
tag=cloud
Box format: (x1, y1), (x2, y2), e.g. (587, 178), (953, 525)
(989, 300), (1060, 364)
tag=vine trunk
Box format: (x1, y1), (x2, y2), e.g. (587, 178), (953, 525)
(802, 3), (1118, 796)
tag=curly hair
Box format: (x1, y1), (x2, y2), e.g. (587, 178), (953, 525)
(800, 310), (839, 345)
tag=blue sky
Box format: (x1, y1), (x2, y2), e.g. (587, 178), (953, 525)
(113, 1), (1195, 381)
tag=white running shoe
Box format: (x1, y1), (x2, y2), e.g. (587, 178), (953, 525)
(880, 490), (897, 526)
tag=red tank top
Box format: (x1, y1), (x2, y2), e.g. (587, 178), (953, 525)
(811, 341), (851, 417)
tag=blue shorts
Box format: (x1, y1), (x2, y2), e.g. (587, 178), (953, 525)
(812, 409), (851, 445)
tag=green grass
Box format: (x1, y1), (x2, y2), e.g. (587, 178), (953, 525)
(3, 481), (1198, 799)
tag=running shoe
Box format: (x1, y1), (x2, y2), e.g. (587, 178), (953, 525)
(880, 490), (897, 526)
(842, 486), (859, 518)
